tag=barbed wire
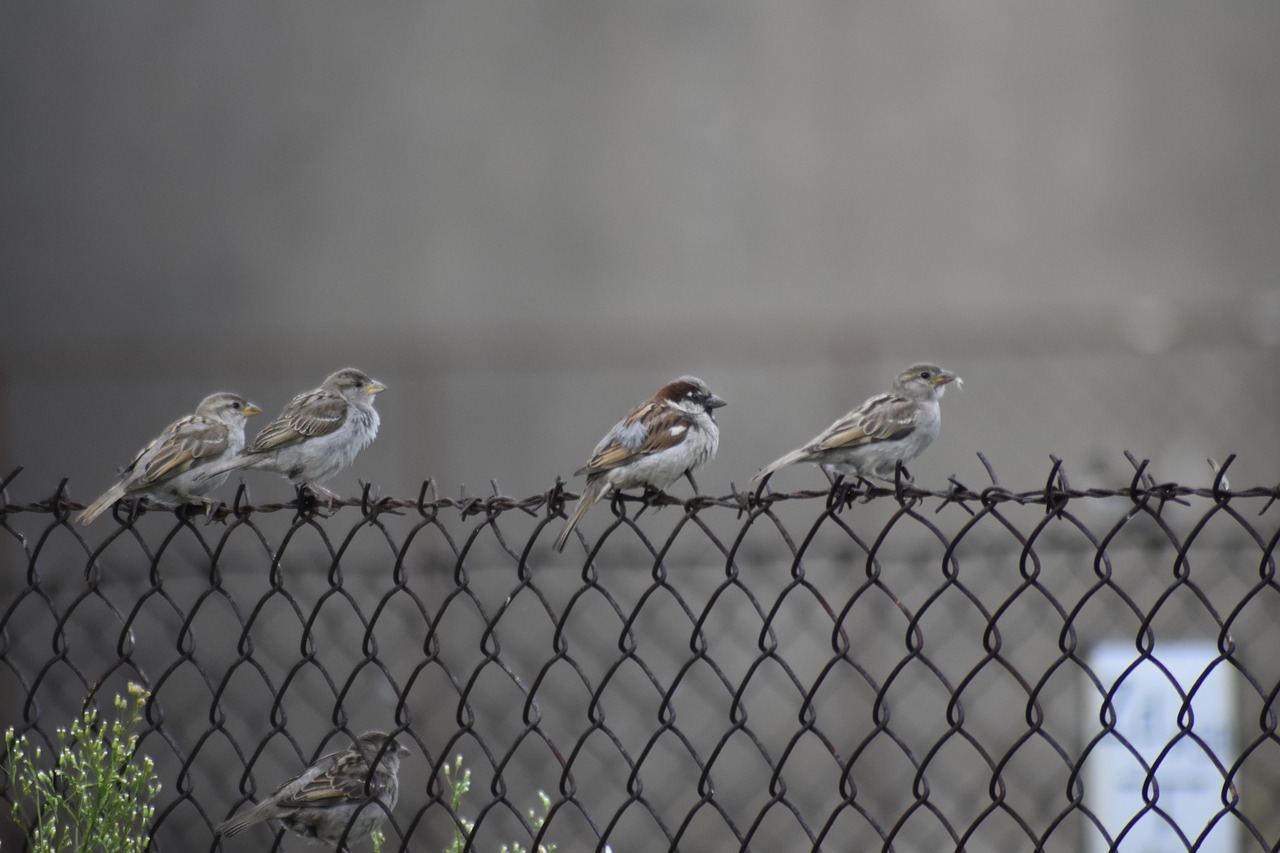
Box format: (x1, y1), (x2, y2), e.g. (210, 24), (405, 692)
(4, 452), (1276, 524)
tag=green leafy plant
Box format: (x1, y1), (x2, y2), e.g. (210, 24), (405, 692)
(442, 755), (475, 853)
(499, 790), (556, 853)
(442, 755), (556, 853)
(4, 683), (160, 853)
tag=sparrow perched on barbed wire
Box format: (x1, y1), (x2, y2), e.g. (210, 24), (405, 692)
(197, 367), (386, 501)
(76, 392), (262, 525)
(216, 730), (411, 847)
(554, 375), (726, 552)
(753, 363), (961, 486)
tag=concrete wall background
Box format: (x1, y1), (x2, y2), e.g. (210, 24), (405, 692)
(3, 2), (1278, 506)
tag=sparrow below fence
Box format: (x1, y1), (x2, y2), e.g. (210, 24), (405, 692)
(753, 363), (960, 486)
(554, 375), (726, 552)
(77, 392), (262, 524)
(197, 367), (385, 501)
(216, 730), (410, 847)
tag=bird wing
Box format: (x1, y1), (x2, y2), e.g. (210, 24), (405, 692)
(575, 401), (693, 476)
(810, 394), (918, 451)
(133, 416), (231, 486)
(248, 390), (349, 453)
(274, 751), (380, 809)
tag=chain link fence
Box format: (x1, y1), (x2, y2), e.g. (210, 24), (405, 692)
(2, 455), (1279, 851)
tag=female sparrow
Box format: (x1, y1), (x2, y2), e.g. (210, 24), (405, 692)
(753, 364), (960, 485)
(216, 730), (411, 847)
(77, 392), (262, 524)
(198, 367), (386, 501)
(554, 375), (726, 552)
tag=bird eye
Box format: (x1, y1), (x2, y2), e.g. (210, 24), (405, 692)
(919, 371), (931, 379)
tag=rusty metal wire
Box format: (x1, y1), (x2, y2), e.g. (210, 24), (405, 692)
(2, 454), (1279, 851)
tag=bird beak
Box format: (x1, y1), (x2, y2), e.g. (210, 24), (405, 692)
(399, 743), (412, 756)
(366, 380), (388, 396)
(244, 403), (263, 417)
(705, 394), (727, 410)
(932, 370), (961, 388)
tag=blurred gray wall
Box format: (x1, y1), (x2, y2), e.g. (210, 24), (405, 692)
(3, 1), (1278, 505)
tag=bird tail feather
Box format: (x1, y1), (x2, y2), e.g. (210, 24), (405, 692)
(751, 449), (811, 484)
(193, 454), (252, 483)
(77, 485), (128, 525)
(553, 479), (607, 552)
(215, 803), (272, 837)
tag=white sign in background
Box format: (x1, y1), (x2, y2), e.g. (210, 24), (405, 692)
(1086, 641), (1238, 853)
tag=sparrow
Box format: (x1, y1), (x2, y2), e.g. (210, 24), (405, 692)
(753, 363), (961, 485)
(76, 392), (262, 525)
(553, 375), (726, 552)
(198, 368), (386, 501)
(216, 730), (411, 847)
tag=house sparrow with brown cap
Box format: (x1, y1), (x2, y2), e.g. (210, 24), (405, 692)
(198, 367), (386, 501)
(554, 375), (726, 552)
(77, 392), (262, 524)
(753, 364), (960, 485)
(216, 730), (410, 847)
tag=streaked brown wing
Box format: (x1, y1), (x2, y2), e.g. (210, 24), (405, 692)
(137, 417), (231, 486)
(280, 753), (377, 808)
(281, 781), (357, 807)
(120, 436), (162, 480)
(249, 391), (349, 453)
(812, 394), (917, 451)
(578, 402), (692, 475)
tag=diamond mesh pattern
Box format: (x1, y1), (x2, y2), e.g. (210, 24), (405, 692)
(2, 457), (1279, 851)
